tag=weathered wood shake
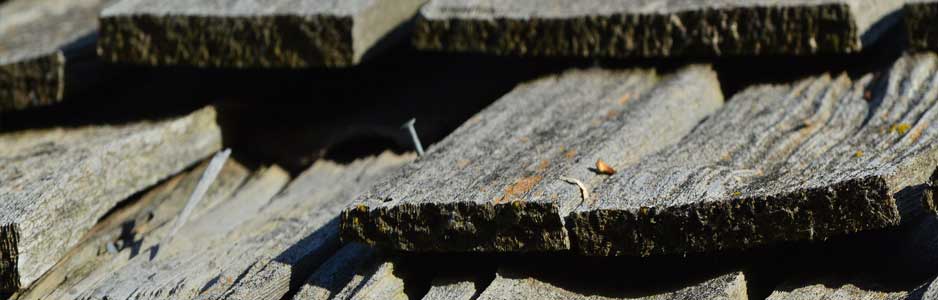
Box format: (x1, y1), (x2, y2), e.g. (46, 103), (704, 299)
(414, 0), (904, 58)
(0, 0), (110, 111)
(341, 65), (725, 252)
(74, 152), (411, 300)
(0, 107), (222, 291)
(475, 269), (747, 300)
(98, 0), (427, 68)
(343, 53), (938, 257)
(15, 160), (253, 300)
(570, 53), (938, 256)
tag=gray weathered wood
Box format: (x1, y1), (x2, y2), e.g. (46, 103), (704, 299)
(75, 152), (411, 300)
(14, 160), (253, 300)
(414, 0), (903, 58)
(420, 277), (477, 300)
(475, 269), (747, 300)
(341, 65), (724, 252)
(0, 107), (221, 291)
(767, 280), (915, 300)
(0, 0), (111, 111)
(906, 0), (938, 50)
(98, 0), (427, 68)
(569, 52), (938, 256)
(346, 260), (409, 300)
(291, 243), (379, 300)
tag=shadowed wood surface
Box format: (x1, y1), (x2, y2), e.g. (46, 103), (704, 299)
(906, 0), (938, 51)
(0, 107), (221, 291)
(414, 0), (903, 58)
(98, 0), (427, 68)
(475, 269), (747, 300)
(13, 159), (250, 300)
(291, 243), (379, 300)
(341, 65), (724, 253)
(570, 52), (938, 256)
(0, 0), (110, 111)
(73, 152), (410, 300)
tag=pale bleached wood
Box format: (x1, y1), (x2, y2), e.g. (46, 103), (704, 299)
(475, 269), (747, 300)
(98, 0), (426, 68)
(13, 159), (250, 300)
(75, 152), (411, 300)
(341, 65), (724, 252)
(291, 243), (378, 300)
(420, 277), (477, 300)
(0, 106), (221, 291)
(415, 0), (903, 58)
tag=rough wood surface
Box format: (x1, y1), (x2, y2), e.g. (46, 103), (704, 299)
(13, 159), (250, 300)
(341, 65), (724, 252)
(475, 269), (747, 300)
(766, 279), (924, 300)
(0, 107), (221, 291)
(345, 260), (409, 300)
(291, 243), (379, 300)
(75, 152), (411, 300)
(906, 0), (938, 50)
(569, 52), (938, 256)
(0, 0), (110, 111)
(414, 0), (903, 58)
(98, 0), (426, 68)
(420, 277), (478, 300)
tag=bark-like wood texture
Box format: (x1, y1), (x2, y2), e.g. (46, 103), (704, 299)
(414, 0), (903, 58)
(906, 0), (938, 51)
(0, 0), (109, 111)
(0, 107), (221, 291)
(14, 160), (255, 300)
(73, 152), (411, 300)
(341, 65), (724, 253)
(475, 269), (747, 300)
(343, 52), (938, 256)
(98, 0), (427, 68)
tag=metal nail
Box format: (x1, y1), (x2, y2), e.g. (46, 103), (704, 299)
(402, 118), (425, 156)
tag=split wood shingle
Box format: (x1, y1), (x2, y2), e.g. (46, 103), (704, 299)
(0, 107), (221, 291)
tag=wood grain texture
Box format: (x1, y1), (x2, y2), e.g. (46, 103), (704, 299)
(291, 243), (379, 300)
(421, 277), (477, 300)
(570, 52), (938, 256)
(475, 269), (747, 300)
(98, 0), (427, 68)
(766, 280), (922, 300)
(344, 53), (938, 256)
(0, 0), (110, 111)
(341, 65), (724, 252)
(14, 159), (250, 300)
(414, 0), (902, 58)
(74, 152), (411, 300)
(0, 107), (221, 291)
(906, 0), (938, 51)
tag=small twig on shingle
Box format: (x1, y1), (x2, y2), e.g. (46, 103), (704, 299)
(560, 176), (590, 205)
